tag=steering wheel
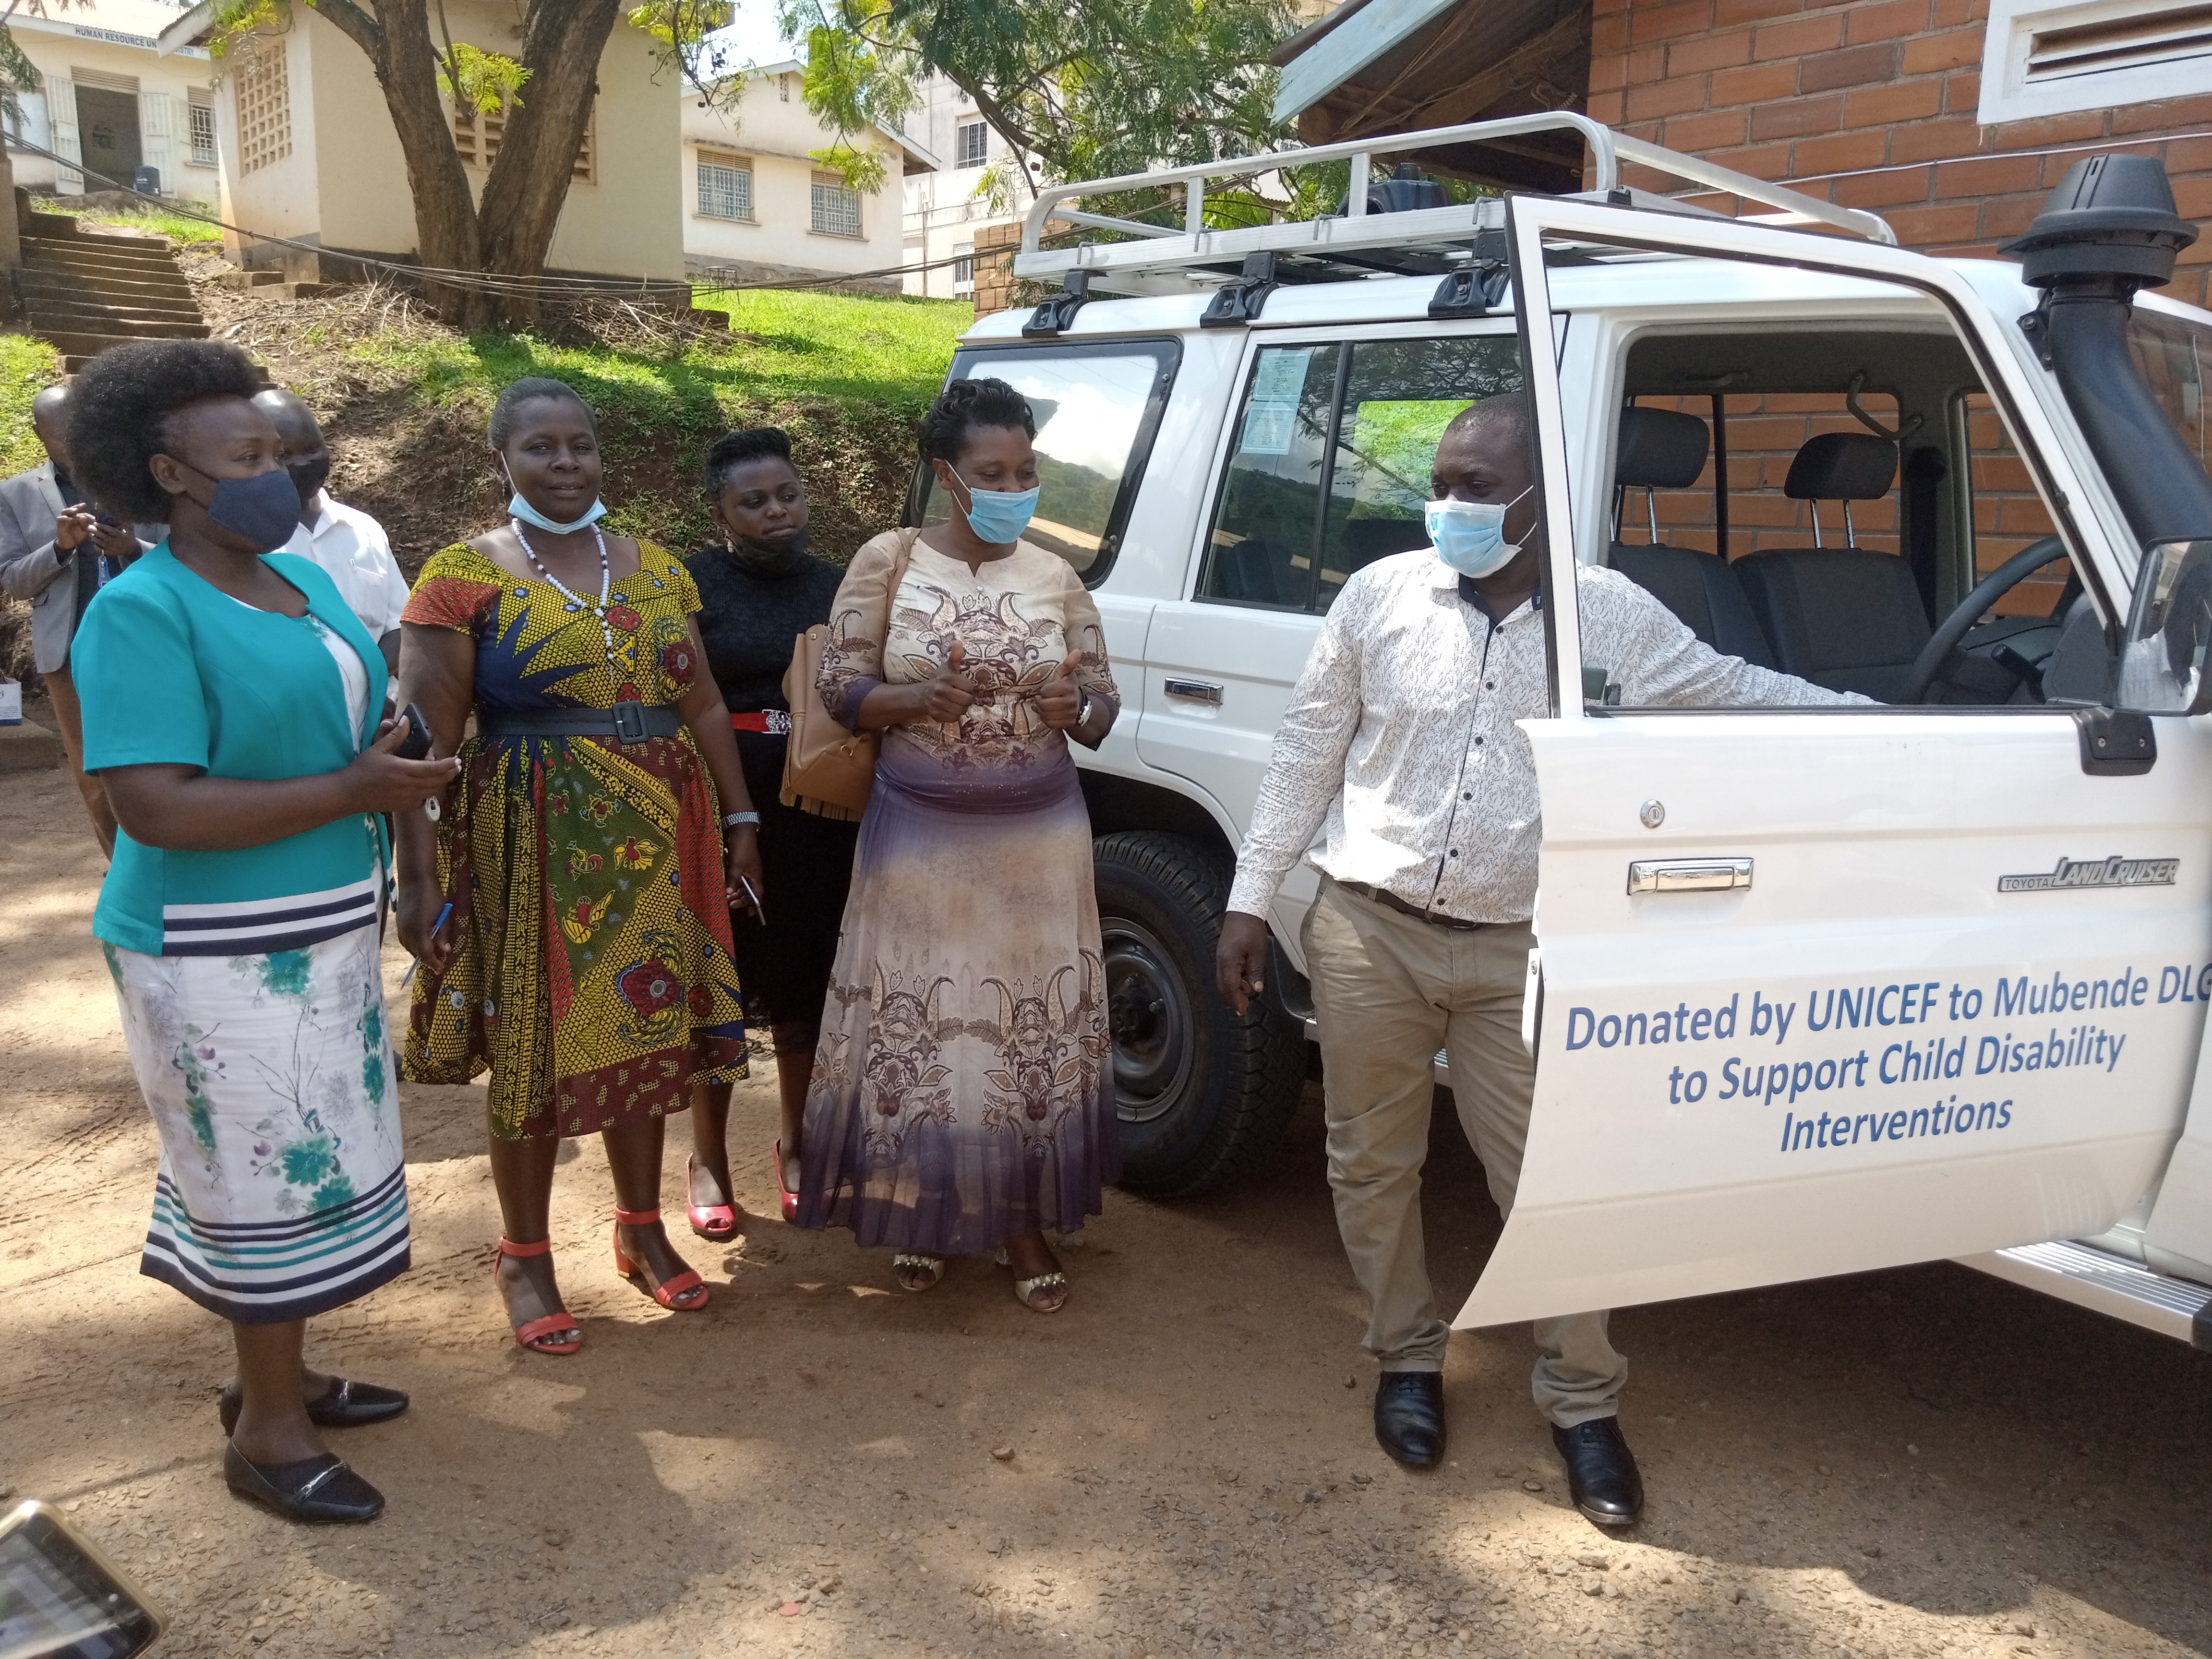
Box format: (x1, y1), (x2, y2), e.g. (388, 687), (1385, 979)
(1902, 535), (2068, 704)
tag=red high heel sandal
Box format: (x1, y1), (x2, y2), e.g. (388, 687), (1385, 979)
(493, 1236), (581, 1355)
(686, 1154), (739, 1243)
(612, 1207), (709, 1310)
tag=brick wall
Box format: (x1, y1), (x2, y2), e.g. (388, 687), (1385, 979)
(1586, 0), (2212, 308)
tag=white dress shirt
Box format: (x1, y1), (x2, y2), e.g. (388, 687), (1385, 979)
(1226, 551), (1868, 926)
(284, 494), (408, 639)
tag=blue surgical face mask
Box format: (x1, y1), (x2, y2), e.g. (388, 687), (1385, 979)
(946, 470), (1040, 545)
(1427, 484), (1534, 578)
(508, 492), (607, 535)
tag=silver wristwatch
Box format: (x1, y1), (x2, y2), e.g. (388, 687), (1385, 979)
(724, 811), (761, 827)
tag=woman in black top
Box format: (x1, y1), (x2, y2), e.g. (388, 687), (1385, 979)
(685, 428), (859, 1231)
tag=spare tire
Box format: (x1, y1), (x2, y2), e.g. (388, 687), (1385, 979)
(1094, 830), (1307, 1198)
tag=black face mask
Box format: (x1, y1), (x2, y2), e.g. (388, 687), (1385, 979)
(286, 454), (331, 508)
(727, 528), (809, 576)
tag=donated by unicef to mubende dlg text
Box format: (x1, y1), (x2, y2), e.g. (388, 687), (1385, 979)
(1561, 962), (2212, 1155)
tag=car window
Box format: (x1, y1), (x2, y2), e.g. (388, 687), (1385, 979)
(2127, 307), (2211, 475)
(1199, 333), (1522, 613)
(917, 339), (1179, 584)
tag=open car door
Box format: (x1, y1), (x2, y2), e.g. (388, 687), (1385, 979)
(1457, 196), (2212, 1330)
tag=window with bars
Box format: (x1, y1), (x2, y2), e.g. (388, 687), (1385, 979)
(951, 242), (974, 293)
(187, 90), (216, 166)
(697, 153), (752, 220)
(235, 41), (290, 174)
(453, 102), (595, 181)
(955, 119), (987, 168)
(810, 174), (861, 237)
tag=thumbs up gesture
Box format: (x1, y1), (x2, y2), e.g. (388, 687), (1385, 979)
(1038, 649), (1086, 732)
(919, 637), (981, 723)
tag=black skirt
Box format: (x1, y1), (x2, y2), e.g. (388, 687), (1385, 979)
(731, 728), (859, 1051)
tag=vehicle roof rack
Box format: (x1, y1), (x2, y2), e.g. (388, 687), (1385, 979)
(1013, 113), (1896, 297)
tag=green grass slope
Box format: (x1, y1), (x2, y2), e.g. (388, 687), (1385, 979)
(0, 284), (970, 687)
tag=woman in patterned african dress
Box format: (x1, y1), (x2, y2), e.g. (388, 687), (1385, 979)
(795, 377), (1122, 1312)
(394, 377), (761, 1355)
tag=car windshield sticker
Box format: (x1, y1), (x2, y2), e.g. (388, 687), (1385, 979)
(1997, 855), (2178, 892)
(1238, 348), (1309, 456)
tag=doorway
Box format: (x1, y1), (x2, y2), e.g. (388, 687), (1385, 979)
(74, 83), (141, 184)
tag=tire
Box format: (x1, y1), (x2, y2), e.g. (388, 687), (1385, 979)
(1094, 830), (1307, 1199)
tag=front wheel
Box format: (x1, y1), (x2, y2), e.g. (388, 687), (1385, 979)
(1094, 831), (1307, 1198)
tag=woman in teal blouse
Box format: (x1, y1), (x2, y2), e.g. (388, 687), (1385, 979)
(68, 341), (457, 1526)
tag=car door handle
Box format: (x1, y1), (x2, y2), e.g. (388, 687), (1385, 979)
(1164, 678), (1224, 705)
(1626, 857), (1753, 895)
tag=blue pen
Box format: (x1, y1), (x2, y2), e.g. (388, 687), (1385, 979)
(398, 902), (455, 990)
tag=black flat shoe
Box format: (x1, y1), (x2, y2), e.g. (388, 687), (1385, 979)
(218, 1377), (409, 1437)
(1552, 1417), (1644, 1527)
(223, 1446), (384, 1525)
(1373, 1371), (1446, 1468)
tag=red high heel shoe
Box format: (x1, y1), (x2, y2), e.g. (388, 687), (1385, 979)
(612, 1208), (709, 1310)
(773, 1141), (799, 1225)
(493, 1236), (581, 1355)
(685, 1154), (739, 1243)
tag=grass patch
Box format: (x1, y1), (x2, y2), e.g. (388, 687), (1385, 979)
(42, 202), (225, 245)
(298, 289), (972, 560)
(0, 335), (61, 477)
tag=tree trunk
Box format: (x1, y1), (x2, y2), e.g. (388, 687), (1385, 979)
(309, 0), (489, 323)
(307, 0), (619, 327)
(476, 0), (623, 325)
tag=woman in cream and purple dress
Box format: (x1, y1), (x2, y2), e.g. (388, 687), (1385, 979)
(795, 378), (1121, 1311)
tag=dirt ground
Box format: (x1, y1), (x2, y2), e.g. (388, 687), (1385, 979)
(3, 758), (2210, 1659)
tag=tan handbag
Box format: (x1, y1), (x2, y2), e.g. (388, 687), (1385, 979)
(780, 529), (919, 820)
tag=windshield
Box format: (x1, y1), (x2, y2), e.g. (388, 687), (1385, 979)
(2128, 305), (2211, 477)
(919, 340), (1179, 583)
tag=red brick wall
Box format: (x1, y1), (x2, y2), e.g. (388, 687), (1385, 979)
(1586, 0), (2212, 309)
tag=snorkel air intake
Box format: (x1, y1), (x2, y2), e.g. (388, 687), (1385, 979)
(2002, 154), (2212, 547)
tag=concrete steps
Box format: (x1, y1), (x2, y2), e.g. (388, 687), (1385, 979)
(18, 216), (209, 370)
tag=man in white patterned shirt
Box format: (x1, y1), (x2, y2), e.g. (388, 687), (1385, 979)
(1216, 394), (1863, 1524)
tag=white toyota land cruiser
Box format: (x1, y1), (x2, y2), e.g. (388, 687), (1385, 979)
(908, 115), (2212, 1350)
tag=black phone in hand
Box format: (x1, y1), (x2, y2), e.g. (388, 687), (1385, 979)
(392, 702), (436, 760)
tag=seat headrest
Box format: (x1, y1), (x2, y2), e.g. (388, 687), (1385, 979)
(1784, 432), (1897, 501)
(1616, 406), (1710, 490)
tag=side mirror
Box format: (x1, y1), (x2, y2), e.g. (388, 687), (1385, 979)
(2116, 539), (2212, 717)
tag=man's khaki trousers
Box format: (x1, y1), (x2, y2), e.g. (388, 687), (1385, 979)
(1301, 876), (1626, 1426)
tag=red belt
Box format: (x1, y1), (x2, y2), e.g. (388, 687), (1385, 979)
(731, 710), (793, 734)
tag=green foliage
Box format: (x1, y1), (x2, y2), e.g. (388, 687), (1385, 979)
(781, 0), (1297, 199)
(436, 41), (530, 114)
(0, 335), (61, 478)
(630, 0), (746, 103)
(41, 203), (226, 245)
(203, 0), (285, 60)
(784, 4), (919, 190)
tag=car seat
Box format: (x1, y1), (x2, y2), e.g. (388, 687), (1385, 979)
(1733, 432), (1926, 700)
(1605, 406), (1779, 668)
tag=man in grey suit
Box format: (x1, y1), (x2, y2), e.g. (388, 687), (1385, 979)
(0, 385), (147, 854)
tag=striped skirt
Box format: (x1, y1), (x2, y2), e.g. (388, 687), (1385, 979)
(104, 920), (411, 1324)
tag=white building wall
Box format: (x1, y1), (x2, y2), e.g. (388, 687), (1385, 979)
(9, 0), (219, 204)
(899, 72), (1022, 300)
(679, 62), (907, 289)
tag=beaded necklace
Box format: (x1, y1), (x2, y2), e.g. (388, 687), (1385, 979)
(511, 518), (617, 660)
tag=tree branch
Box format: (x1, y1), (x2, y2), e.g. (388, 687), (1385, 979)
(303, 0), (381, 59)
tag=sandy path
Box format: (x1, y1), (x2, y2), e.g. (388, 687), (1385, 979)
(2, 762), (2208, 1659)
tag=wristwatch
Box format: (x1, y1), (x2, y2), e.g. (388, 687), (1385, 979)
(1076, 691), (1095, 729)
(724, 811), (761, 828)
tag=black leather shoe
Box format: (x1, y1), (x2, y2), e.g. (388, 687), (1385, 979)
(1373, 1371), (1446, 1468)
(1551, 1417), (1644, 1527)
(223, 1446), (385, 1525)
(219, 1377), (409, 1437)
